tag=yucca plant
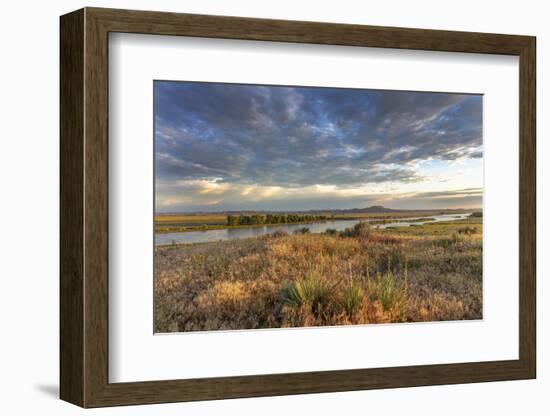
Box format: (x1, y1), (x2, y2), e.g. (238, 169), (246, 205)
(367, 256), (409, 319)
(280, 269), (335, 315)
(342, 279), (364, 316)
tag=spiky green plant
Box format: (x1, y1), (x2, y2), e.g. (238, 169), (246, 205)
(342, 279), (364, 316)
(366, 256), (408, 319)
(280, 269), (335, 315)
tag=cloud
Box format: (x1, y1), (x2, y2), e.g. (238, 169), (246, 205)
(400, 188), (483, 199)
(154, 81), (483, 211)
(155, 82), (481, 186)
(156, 178), (482, 212)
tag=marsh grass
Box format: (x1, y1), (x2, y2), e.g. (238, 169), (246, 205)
(155, 219), (482, 332)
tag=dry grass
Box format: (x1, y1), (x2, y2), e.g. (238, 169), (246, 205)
(155, 214), (227, 224)
(155, 214), (228, 233)
(155, 219), (482, 332)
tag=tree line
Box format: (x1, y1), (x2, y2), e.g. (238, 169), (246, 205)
(227, 213), (332, 226)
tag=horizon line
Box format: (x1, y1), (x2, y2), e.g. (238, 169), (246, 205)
(156, 206), (483, 215)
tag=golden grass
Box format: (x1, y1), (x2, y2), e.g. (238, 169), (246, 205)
(155, 214), (227, 224)
(154, 220), (482, 332)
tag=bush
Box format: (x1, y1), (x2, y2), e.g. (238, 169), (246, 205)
(469, 212), (482, 218)
(342, 280), (364, 316)
(378, 273), (406, 312)
(457, 226), (477, 235)
(435, 232), (466, 248)
(341, 222), (372, 238)
(366, 257), (408, 320)
(280, 269), (335, 315)
(293, 227), (310, 235)
(270, 230), (288, 238)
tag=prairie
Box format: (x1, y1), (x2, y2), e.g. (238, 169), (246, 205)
(154, 217), (482, 332)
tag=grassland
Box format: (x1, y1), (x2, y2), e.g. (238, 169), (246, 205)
(154, 217), (482, 332)
(155, 214), (228, 233)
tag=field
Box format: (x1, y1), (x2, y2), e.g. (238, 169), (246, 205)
(155, 214), (228, 233)
(155, 217), (482, 332)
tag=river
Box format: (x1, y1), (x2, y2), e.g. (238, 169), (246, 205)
(155, 213), (472, 246)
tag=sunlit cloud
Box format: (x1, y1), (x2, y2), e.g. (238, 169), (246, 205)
(154, 81), (482, 212)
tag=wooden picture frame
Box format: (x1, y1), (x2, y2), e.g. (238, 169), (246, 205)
(60, 7), (536, 408)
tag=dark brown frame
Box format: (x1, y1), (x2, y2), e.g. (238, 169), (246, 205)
(60, 7), (536, 408)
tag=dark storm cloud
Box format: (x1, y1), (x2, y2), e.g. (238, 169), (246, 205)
(154, 81), (482, 187)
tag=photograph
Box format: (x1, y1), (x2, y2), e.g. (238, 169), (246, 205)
(153, 81), (483, 333)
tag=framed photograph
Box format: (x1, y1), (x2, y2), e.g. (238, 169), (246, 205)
(60, 7), (536, 407)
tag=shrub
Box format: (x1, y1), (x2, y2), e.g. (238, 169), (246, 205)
(457, 226), (477, 235)
(451, 232), (466, 244)
(280, 269), (335, 315)
(198, 281), (248, 310)
(342, 279), (364, 316)
(435, 232), (466, 248)
(270, 230), (288, 238)
(367, 257), (408, 320)
(323, 228), (338, 235)
(469, 212), (483, 218)
(293, 227), (310, 235)
(341, 222), (372, 238)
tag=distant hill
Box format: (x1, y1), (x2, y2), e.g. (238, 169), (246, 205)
(350, 205), (399, 213)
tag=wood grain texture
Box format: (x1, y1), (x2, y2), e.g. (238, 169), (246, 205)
(59, 8), (84, 407)
(59, 7), (537, 408)
(83, 10), (110, 406)
(89, 7), (532, 54)
(518, 38), (536, 376)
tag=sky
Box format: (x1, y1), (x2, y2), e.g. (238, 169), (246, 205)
(154, 81), (482, 213)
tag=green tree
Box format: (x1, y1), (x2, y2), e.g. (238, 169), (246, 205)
(227, 215), (239, 226)
(252, 214), (264, 225)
